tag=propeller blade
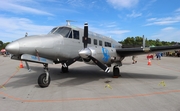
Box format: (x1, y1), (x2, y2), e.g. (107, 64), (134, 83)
(83, 23), (88, 48)
(63, 56), (81, 67)
(89, 56), (110, 73)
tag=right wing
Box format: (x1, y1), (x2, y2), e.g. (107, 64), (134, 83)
(116, 45), (180, 57)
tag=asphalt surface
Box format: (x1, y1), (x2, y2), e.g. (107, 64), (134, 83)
(0, 54), (180, 111)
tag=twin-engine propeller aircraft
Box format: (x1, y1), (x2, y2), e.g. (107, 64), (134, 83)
(6, 22), (180, 88)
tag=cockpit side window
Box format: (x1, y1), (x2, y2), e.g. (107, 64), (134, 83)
(73, 30), (79, 39)
(68, 31), (72, 38)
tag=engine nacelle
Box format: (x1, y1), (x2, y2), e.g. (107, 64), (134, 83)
(80, 46), (119, 65)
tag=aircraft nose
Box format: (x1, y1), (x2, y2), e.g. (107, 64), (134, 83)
(5, 41), (19, 55)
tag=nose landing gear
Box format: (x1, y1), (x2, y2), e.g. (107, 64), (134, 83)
(38, 64), (51, 88)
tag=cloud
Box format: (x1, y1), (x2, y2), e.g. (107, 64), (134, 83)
(161, 27), (175, 31)
(175, 8), (180, 12)
(142, 0), (157, 11)
(145, 16), (180, 26)
(108, 30), (130, 35)
(107, 0), (139, 9)
(99, 22), (117, 28)
(147, 18), (157, 22)
(150, 27), (180, 42)
(0, 16), (54, 42)
(0, 1), (53, 16)
(107, 30), (130, 41)
(127, 11), (142, 18)
(145, 8), (180, 26)
(90, 27), (130, 41)
(66, 0), (84, 7)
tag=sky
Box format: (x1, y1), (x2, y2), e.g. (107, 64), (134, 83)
(0, 0), (180, 43)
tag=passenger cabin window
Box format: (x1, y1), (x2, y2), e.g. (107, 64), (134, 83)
(88, 38), (91, 44)
(105, 42), (111, 47)
(94, 39), (97, 45)
(99, 40), (102, 46)
(73, 30), (79, 39)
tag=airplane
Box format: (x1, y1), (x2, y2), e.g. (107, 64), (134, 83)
(5, 22), (180, 88)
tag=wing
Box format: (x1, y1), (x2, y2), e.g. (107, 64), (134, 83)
(116, 45), (180, 57)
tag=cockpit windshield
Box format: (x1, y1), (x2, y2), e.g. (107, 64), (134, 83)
(49, 27), (71, 37)
(49, 27), (58, 34)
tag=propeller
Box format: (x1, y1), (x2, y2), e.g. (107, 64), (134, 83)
(79, 23), (110, 73)
(63, 23), (110, 73)
(83, 23), (88, 48)
(89, 56), (110, 73)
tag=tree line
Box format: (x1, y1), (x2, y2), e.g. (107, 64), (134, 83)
(0, 41), (10, 50)
(119, 36), (179, 48)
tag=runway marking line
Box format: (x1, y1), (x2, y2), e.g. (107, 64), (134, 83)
(0, 89), (180, 103)
(0, 66), (20, 89)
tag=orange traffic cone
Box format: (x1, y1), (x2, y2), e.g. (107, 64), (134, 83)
(19, 61), (24, 68)
(147, 59), (151, 65)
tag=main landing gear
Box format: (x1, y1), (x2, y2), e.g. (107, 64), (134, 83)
(113, 65), (121, 77)
(61, 63), (69, 73)
(38, 64), (50, 88)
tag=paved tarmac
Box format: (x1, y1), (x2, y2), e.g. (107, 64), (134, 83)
(0, 54), (180, 111)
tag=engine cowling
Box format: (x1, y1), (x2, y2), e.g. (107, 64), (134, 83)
(79, 46), (118, 65)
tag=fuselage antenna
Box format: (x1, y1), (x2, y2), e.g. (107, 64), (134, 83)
(66, 20), (76, 26)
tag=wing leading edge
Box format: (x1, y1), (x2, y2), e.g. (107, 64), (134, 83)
(116, 45), (180, 57)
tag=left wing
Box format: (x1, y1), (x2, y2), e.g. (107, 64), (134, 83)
(116, 45), (180, 57)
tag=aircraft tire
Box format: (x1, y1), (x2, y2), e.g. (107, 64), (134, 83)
(113, 67), (120, 77)
(62, 66), (69, 73)
(38, 73), (50, 88)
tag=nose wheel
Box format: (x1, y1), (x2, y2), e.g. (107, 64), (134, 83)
(38, 64), (51, 88)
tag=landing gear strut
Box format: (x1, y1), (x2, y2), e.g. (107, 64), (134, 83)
(38, 64), (51, 88)
(62, 63), (69, 73)
(113, 65), (121, 77)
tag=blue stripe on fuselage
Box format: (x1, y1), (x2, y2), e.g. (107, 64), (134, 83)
(102, 47), (110, 62)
